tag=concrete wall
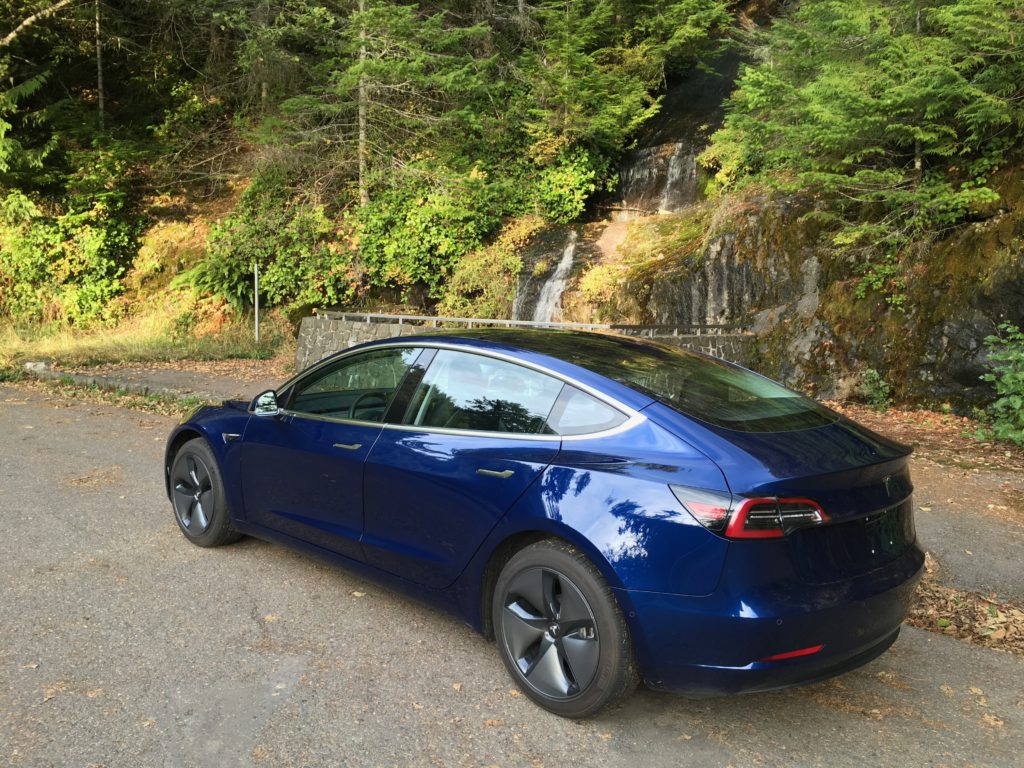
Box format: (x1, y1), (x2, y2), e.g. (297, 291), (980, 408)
(616, 330), (755, 366)
(295, 315), (754, 372)
(295, 316), (429, 371)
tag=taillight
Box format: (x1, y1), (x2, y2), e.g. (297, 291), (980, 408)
(670, 485), (829, 539)
(668, 486), (733, 533)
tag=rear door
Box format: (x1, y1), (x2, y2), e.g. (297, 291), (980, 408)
(362, 349), (564, 588)
(240, 346), (423, 560)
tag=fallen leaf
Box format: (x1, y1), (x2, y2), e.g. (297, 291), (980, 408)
(677, 734), (693, 741)
(484, 718), (504, 727)
(41, 681), (67, 702)
(508, 689), (520, 697)
(452, 682), (463, 692)
(599, 732), (613, 742)
(982, 713), (1004, 727)
(252, 745), (270, 761)
(263, 615), (278, 623)
(86, 688), (104, 698)
(970, 687), (984, 695)
(19, 662), (39, 670)
(351, 591), (366, 598)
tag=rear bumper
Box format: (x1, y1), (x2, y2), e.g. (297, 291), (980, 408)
(617, 543), (924, 696)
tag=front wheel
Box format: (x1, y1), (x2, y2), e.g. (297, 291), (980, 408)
(492, 540), (638, 718)
(169, 437), (241, 548)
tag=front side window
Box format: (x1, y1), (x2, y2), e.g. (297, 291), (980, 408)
(289, 347), (421, 422)
(403, 350), (563, 434)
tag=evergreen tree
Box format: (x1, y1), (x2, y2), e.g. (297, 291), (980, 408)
(702, 0), (1024, 257)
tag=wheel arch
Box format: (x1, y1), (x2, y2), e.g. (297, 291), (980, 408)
(475, 523), (628, 641)
(163, 426), (207, 499)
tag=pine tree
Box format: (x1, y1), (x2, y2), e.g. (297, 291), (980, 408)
(702, 0), (1024, 255)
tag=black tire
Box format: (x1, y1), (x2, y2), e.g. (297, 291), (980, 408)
(492, 539), (638, 718)
(169, 437), (242, 548)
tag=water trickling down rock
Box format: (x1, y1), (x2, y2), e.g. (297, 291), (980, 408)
(531, 230), (579, 323)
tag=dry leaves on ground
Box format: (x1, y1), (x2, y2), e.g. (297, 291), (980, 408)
(55, 356), (293, 383)
(908, 555), (1024, 656)
(827, 402), (1024, 473)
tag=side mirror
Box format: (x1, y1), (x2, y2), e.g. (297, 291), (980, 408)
(251, 389), (280, 416)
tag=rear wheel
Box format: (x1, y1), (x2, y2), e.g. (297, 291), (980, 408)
(493, 540), (637, 718)
(170, 437), (241, 547)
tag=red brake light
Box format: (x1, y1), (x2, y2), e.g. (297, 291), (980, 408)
(671, 486), (828, 539)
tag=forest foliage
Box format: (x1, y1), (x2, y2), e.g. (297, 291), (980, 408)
(0, 0), (1022, 325)
(0, 0), (729, 323)
(701, 0), (1024, 304)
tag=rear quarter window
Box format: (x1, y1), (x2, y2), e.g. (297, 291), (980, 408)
(546, 386), (627, 436)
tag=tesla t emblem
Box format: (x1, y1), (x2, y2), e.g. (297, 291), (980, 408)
(882, 475), (894, 497)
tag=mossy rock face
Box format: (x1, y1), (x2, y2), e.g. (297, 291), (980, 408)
(558, 170), (1024, 405)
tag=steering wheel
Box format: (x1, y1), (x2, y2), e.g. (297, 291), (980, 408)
(349, 391), (389, 420)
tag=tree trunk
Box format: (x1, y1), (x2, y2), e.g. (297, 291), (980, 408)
(1, 0), (77, 49)
(95, 0), (104, 130)
(358, 0), (369, 206)
(913, 7), (922, 181)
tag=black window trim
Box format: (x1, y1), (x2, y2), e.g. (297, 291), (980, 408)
(273, 341), (645, 441)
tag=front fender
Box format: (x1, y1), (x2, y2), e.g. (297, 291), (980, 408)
(163, 405), (251, 521)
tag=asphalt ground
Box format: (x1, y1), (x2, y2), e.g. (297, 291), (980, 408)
(2, 384), (1023, 768)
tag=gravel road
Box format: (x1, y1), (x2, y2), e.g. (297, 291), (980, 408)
(2, 384), (1022, 768)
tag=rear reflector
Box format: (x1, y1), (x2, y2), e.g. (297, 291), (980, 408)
(760, 644), (825, 662)
(670, 485), (829, 539)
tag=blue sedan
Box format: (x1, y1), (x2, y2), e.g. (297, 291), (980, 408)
(164, 330), (924, 717)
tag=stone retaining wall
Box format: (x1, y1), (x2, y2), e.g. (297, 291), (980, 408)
(295, 315), (754, 371)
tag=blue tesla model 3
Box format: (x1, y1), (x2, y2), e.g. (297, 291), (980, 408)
(164, 330), (924, 717)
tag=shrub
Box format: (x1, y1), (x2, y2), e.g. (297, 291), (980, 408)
(979, 322), (1024, 445)
(0, 145), (141, 327)
(179, 168), (354, 312)
(858, 368), (893, 412)
(534, 148), (606, 224)
(355, 174), (507, 300)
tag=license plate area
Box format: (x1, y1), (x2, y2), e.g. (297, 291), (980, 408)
(791, 499), (915, 583)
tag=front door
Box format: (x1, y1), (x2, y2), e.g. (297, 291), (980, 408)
(240, 346), (423, 560)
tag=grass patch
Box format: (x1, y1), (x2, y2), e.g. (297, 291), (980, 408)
(0, 311), (292, 371)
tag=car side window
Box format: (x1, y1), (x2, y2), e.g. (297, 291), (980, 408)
(289, 347), (421, 422)
(403, 350), (563, 434)
(545, 385), (627, 436)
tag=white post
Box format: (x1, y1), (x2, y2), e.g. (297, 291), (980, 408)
(254, 261), (260, 344)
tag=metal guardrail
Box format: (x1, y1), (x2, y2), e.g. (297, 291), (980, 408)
(314, 310), (748, 335)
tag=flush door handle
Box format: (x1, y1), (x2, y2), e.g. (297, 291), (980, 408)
(333, 442), (363, 451)
(476, 468), (515, 479)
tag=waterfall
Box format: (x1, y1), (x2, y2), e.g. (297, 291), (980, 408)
(658, 142), (697, 213)
(531, 230), (578, 323)
(614, 141), (698, 220)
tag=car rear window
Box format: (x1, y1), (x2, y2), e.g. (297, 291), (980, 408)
(563, 338), (837, 433)
(404, 349), (563, 434)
